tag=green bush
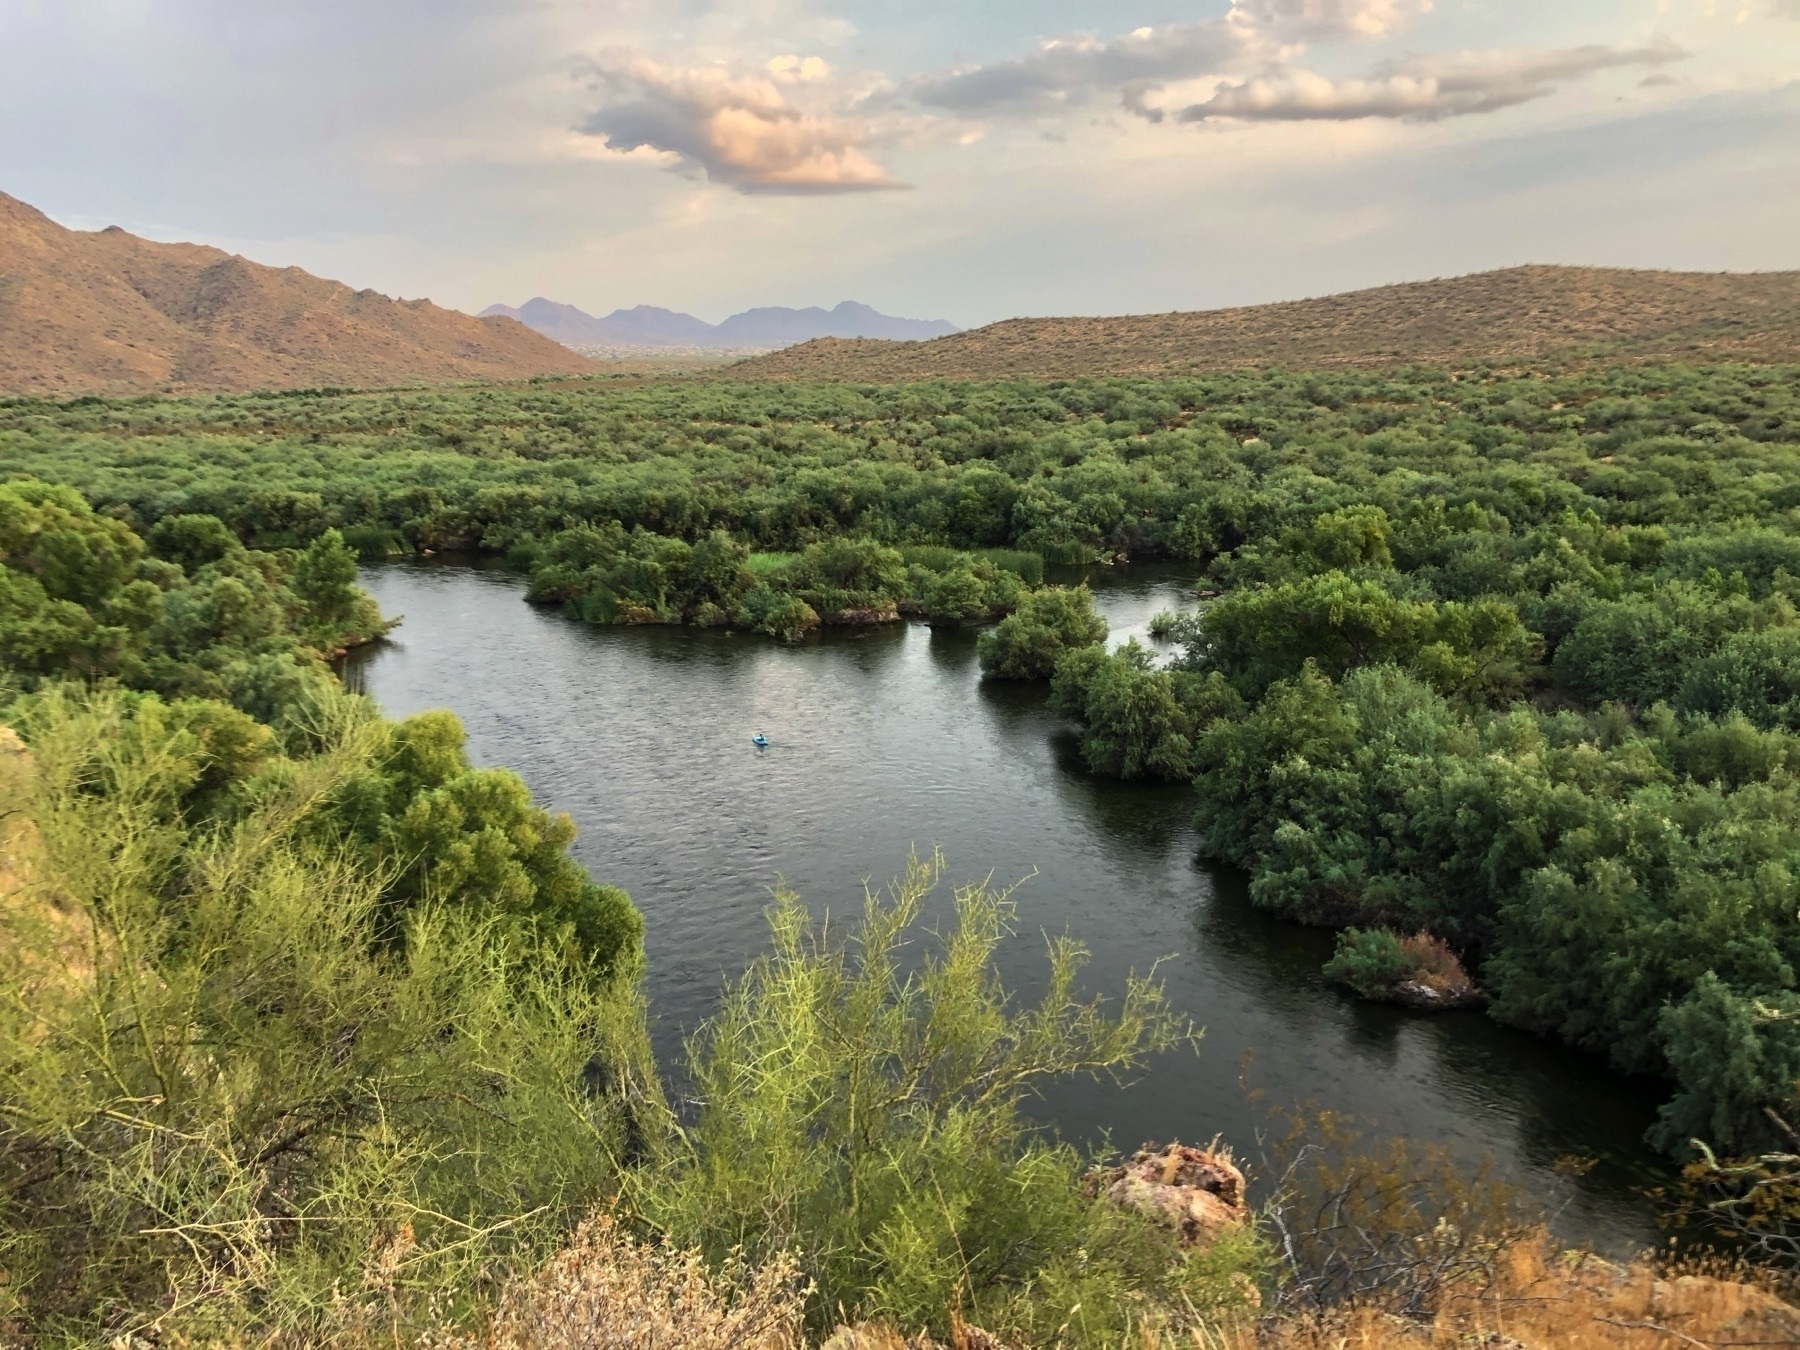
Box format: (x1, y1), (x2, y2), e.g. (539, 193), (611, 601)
(0, 686), (651, 1342)
(1323, 928), (1414, 999)
(630, 853), (1262, 1345)
(1049, 641), (1243, 781)
(976, 585), (1107, 680)
(735, 583), (819, 640)
(0, 481), (386, 717)
(321, 707), (643, 974)
(973, 547), (1044, 586)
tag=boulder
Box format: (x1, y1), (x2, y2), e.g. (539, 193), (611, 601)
(820, 1323), (1014, 1350)
(1392, 977), (1486, 1010)
(1096, 1141), (1248, 1247)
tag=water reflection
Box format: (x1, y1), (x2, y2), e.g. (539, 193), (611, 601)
(344, 558), (1672, 1254)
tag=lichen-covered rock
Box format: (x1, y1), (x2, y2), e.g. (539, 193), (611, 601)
(1096, 1141), (1247, 1247)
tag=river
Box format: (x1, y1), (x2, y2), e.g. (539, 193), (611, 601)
(344, 558), (1673, 1252)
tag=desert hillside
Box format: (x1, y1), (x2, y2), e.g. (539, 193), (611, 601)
(736, 265), (1800, 382)
(0, 192), (595, 397)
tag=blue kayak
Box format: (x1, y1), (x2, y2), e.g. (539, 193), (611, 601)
(751, 733), (770, 748)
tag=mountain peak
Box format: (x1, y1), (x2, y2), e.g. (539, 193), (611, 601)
(483, 297), (960, 350)
(0, 190), (595, 396)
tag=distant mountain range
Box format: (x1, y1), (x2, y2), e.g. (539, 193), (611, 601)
(479, 298), (959, 350)
(736, 266), (1800, 382)
(0, 191), (593, 397)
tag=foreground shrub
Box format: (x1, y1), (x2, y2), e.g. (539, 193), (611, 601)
(630, 853), (1263, 1346)
(0, 688), (652, 1343)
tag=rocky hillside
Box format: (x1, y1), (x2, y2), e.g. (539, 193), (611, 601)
(735, 266), (1800, 381)
(0, 192), (595, 397)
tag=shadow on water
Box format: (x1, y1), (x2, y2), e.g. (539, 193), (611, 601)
(343, 557), (1675, 1255)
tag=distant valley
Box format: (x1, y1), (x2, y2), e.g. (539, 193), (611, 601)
(480, 297), (959, 353)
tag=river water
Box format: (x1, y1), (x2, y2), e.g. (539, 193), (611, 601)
(344, 559), (1673, 1252)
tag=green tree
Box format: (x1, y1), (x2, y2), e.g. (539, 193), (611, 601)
(977, 585), (1107, 680)
(290, 527), (385, 651)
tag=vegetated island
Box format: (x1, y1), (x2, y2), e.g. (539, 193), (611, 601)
(733, 265), (1800, 382)
(7, 358), (1800, 1344)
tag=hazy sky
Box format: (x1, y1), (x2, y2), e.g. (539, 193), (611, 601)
(3, 1), (1796, 325)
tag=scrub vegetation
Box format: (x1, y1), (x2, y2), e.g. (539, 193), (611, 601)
(7, 362), (1800, 1339)
(0, 486), (1258, 1343)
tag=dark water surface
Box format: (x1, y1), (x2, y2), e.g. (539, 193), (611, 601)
(345, 559), (1673, 1252)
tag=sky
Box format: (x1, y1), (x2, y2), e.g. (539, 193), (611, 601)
(1, 1), (1797, 327)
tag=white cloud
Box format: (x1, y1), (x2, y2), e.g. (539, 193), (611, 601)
(1230, 0), (1433, 40)
(901, 4), (1486, 125)
(908, 20), (1257, 115)
(581, 52), (901, 193)
(1773, 0), (1800, 18)
(767, 54), (830, 83)
(1184, 41), (1686, 122)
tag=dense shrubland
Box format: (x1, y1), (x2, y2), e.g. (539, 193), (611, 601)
(0, 484), (655, 1338)
(1040, 485), (1800, 1155)
(8, 363), (1800, 1333)
(520, 527), (1038, 636)
(3, 363), (1791, 637)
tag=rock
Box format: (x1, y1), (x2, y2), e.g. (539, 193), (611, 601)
(823, 602), (901, 625)
(1390, 976), (1486, 1011)
(951, 1326), (1010, 1350)
(821, 1327), (935, 1350)
(820, 1323), (1015, 1350)
(1097, 1141), (1248, 1247)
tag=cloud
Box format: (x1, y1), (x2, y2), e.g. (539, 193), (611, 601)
(581, 53), (901, 193)
(1774, 0), (1800, 18)
(1231, 0), (1432, 40)
(909, 21), (1256, 115)
(1183, 40), (1686, 122)
(767, 55), (830, 83)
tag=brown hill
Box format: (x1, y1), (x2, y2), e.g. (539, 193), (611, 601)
(735, 266), (1800, 382)
(0, 192), (596, 397)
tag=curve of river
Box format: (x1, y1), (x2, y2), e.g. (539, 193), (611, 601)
(344, 559), (1673, 1252)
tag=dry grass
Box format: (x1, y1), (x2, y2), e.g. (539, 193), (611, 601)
(425, 1215), (810, 1350)
(1237, 1237), (1800, 1350)
(734, 266), (1800, 383)
(416, 1200), (1800, 1350)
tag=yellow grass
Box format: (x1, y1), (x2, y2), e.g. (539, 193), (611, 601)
(1235, 1236), (1800, 1350)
